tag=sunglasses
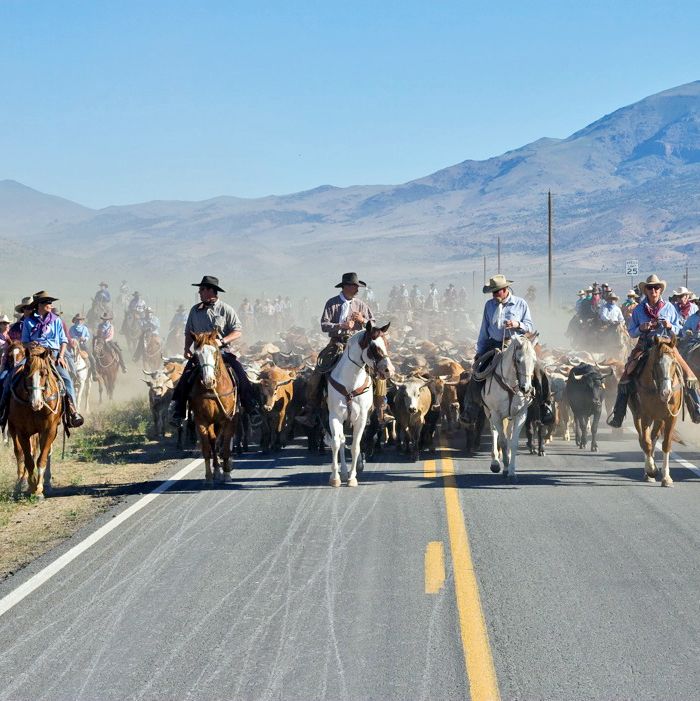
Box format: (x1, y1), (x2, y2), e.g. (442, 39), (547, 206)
(647, 285), (662, 291)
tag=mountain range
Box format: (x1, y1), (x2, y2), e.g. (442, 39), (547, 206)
(4, 80), (700, 306)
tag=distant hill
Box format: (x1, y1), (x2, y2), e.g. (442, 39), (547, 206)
(3, 80), (700, 305)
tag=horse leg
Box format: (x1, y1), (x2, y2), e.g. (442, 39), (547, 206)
(18, 433), (37, 495)
(11, 431), (28, 496)
(659, 419), (674, 487)
(489, 418), (502, 473)
(347, 413), (367, 487)
(637, 418), (656, 481)
(507, 409), (528, 481)
(329, 416), (344, 487)
(197, 423), (214, 484)
(221, 419), (236, 483)
(210, 426), (222, 482)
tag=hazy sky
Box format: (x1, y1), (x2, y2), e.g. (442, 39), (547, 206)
(2, 0), (700, 208)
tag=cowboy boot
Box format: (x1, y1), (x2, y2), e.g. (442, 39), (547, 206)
(606, 382), (629, 427)
(66, 397), (84, 428)
(684, 387), (700, 424)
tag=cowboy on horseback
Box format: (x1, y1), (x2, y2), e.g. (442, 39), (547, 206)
(295, 272), (393, 428)
(463, 274), (553, 423)
(94, 282), (111, 306)
(168, 275), (255, 427)
(95, 313), (128, 372)
(0, 291), (84, 428)
(607, 274), (700, 427)
(69, 313), (99, 381)
(133, 308), (160, 362)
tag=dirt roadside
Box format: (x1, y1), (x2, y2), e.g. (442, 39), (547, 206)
(0, 397), (195, 582)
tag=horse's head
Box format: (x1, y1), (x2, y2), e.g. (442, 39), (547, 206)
(25, 345), (51, 411)
(652, 336), (679, 401)
(508, 334), (537, 394)
(6, 341), (25, 369)
(192, 331), (220, 389)
(358, 321), (394, 380)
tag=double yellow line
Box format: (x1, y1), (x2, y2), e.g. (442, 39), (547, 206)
(425, 452), (501, 701)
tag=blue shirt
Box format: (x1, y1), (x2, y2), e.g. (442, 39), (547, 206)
(682, 311), (700, 337)
(477, 293), (534, 355)
(69, 323), (90, 342)
(628, 299), (682, 338)
(95, 289), (111, 304)
(141, 316), (160, 333)
(22, 313), (68, 350)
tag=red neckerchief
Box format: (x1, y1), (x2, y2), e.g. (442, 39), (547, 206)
(676, 300), (692, 320)
(644, 299), (665, 320)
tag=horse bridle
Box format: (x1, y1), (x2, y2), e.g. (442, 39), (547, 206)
(351, 330), (386, 370)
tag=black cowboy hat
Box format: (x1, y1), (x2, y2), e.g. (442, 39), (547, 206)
(100, 312), (113, 321)
(32, 290), (59, 304)
(334, 272), (366, 288)
(192, 275), (226, 293)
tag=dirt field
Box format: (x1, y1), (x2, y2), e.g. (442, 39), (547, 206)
(0, 397), (194, 581)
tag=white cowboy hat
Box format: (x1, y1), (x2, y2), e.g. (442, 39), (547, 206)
(577, 289), (586, 296)
(482, 274), (513, 294)
(0, 314), (10, 323)
(638, 274), (666, 295)
(671, 286), (692, 297)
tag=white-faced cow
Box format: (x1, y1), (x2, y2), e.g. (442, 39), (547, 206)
(394, 375), (432, 461)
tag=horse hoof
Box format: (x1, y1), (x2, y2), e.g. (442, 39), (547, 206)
(204, 478), (214, 488)
(347, 477), (358, 487)
(661, 478), (674, 488)
(490, 462), (501, 473)
(591, 446), (598, 452)
(329, 476), (341, 488)
(644, 475), (656, 483)
(221, 472), (233, 483)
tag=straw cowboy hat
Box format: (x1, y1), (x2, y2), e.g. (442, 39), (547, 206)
(671, 286), (692, 297)
(626, 289), (639, 298)
(482, 274), (513, 294)
(0, 314), (10, 324)
(334, 272), (366, 288)
(608, 293), (620, 301)
(72, 313), (86, 323)
(577, 289), (586, 296)
(192, 275), (226, 293)
(638, 274), (666, 295)
(14, 296), (34, 314)
(32, 290), (59, 304)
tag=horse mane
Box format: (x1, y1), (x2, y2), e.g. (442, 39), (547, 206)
(192, 331), (219, 349)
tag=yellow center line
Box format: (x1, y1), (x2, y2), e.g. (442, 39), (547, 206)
(424, 541), (446, 594)
(440, 450), (501, 701)
(424, 458), (437, 479)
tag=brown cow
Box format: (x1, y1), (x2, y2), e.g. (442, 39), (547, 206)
(393, 375), (432, 461)
(257, 365), (295, 452)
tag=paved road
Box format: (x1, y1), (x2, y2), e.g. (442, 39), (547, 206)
(1, 424), (700, 700)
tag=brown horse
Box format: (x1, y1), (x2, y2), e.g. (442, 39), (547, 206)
(142, 332), (163, 373)
(93, 337), (119, 402)
(189, 331), (238, 484)
(628, 336), (684, 487)
(8, 346), (63, 497)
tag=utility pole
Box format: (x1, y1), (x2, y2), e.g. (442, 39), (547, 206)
(472, 270), (475, 297)
(483, 255), (486, 286)
(685, 263), (689, 289)
(548, 190), (553, 308)
(497, 236), (501, 274)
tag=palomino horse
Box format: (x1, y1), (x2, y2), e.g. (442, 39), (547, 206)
(628, 336), (683, 487)
(69, 340), (91, 413)
(190, 331), (238, 484)
(8, 346), (63, 497)
(93, 337), (119, 401)
(479, 334), (537, 481)
(327, 321), (393, 487)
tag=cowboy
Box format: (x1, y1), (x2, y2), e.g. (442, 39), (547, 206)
(94, 313), (128, 372)
(94, 282), (111, 305)
(295, 272), (392, 428)
(69, 313), (98, 381)
(9, 297), (34, 342)
(598, 293), (625, 326)
(0, 314), (10, 370)
(168, 275), (255, 427)
(132, 308), (160, 362)
(607, 274), (700, 426)
(169, 304), (188, 332)
(8, 291), (84, 427)
(622, 289), (640, 320)
(574, 289), (587, 314)
(427, 283), (439, 312)
(465, 275), (552, 423)
(127, 291), (146, 316)
(670, 286), (698, 322)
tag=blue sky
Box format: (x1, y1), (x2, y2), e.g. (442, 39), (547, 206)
(2, 0), (699, 208)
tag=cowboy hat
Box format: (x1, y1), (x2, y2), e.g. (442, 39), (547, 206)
(98, 281), (108, 287)
(32, 290), (59, 304)
(671, 286), (692, 297)
(0, 314), (10, 324)
(192, 275), (226, 293)
(585, 286), (593, 293)
(334, 272), (366, 288)
(14, 295), (34, 313)
(577, 289), (586, 296)
(639, 274), (666, 295)
(608, 293), (620, 301)
(482, 274), (513, 294)
(100, 312), (113, 321)
(626, 289), (639, 298)
(72, 313), (86, 322)
(132, 291), (140, 297)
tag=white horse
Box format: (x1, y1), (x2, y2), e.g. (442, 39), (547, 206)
(70, 343), (91, 414)
(327, 322), (394, 487)
(481, 334), (537, 481)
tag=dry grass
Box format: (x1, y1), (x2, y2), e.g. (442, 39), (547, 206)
(0, 397), (192, 581)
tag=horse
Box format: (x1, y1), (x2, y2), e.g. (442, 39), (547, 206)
(86, 298), (111, 333)
(628, 336), (684, 487)
(1, 341), (26, 445)
(189, 331), (238, 484)
(479, 334), (538, 481)
(8, 346), (64, 498)
(142, 331), (163, 373)
(69, 340), (91, 414)
(93, 337), (119, 402)
(165, 326), (185, 356)
(327, 321), (393, 488)
(121, 312), (143, 353)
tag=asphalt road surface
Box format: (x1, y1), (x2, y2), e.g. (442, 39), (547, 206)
(1, 424), (700, 701)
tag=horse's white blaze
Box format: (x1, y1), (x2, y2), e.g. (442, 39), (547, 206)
(30, 370), (43, 411)
(197, 344), (217, 389)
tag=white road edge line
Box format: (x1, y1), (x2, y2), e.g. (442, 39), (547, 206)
(0, 457), (203, 619)
(621, 425), (700, 477)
